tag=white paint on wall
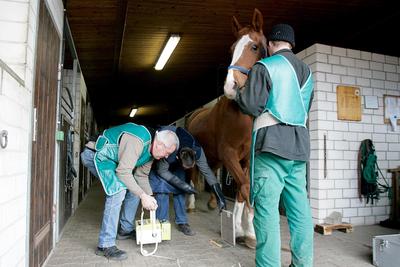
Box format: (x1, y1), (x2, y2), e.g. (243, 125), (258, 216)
(298, 43), (400, 225)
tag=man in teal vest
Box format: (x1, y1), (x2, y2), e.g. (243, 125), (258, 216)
(231, 24), (314, 266)
(88, 123), (179, 261)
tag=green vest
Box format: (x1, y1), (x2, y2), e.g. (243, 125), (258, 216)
(94, 123), (152, 196)
(249, 55), (313, 205)
(258, 54), (313, 127)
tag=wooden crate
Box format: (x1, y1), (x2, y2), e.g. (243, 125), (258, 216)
(314, 223), (353, 235)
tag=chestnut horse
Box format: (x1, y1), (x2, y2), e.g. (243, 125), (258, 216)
(187, 8), (266, 249)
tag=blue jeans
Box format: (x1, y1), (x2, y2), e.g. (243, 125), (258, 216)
(98, 190), (140, 247)
(149, 169), (187, 224)
(80, 148), (140, 248)
(80, 148), (99, 178)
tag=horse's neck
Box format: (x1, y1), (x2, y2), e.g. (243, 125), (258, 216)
(218, 96), (246, 115)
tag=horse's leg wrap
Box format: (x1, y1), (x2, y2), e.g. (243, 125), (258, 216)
(233, 200), (245, 237)
(186, 181), (196, 212)
(243, 206), (256, 249)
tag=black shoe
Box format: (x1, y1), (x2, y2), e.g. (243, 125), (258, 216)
(117, 229), (136, 240)
(177, 224), (195, 236)
(95, 246), (128, 261)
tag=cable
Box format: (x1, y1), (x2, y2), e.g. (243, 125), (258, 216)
(138, 208), (181, 266)
(150, 254), (182, 267)
(139, 209), (159, 256)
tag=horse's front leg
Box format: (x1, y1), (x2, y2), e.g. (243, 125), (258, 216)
(186, 193), (196, 213)
(240, 163), (256, 248)
(186, 168), (198, 212)
(242, 203), (256, 249)
(207, 193), (217, 210)
(222, 151), (250, 207)
(223, 152), (255, 249)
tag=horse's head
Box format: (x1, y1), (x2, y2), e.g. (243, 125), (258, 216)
(224, 8), (267, 100)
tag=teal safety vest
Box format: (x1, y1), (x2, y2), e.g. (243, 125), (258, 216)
(94, 123), (152, 196)
(258, 54), (313, 127)
(249, 54), (313, 205)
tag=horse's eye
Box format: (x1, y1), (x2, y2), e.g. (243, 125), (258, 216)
(251, 44), (258, 51)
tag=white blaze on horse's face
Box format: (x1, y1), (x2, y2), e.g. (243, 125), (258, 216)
(224, 34), (253, 100)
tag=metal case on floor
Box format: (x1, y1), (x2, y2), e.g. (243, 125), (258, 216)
(372, 233), (400, 267)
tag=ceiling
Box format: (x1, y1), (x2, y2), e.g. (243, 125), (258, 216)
(64, 0), (400, 129)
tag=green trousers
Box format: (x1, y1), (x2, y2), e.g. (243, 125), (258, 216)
(253, 152), (313, 267)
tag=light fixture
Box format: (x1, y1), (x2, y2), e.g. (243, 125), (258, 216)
(154, 34), (181, 70)
(129, 107), (138, 118)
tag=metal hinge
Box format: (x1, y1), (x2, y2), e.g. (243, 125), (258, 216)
(33, 107), (37, 141)
(58, 63), (63, 81)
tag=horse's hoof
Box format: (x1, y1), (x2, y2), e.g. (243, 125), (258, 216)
(235, 236), (246, 245)
(186, 208), (195, 213)
(244, 236), (256, 249)
(207, 201), (217, 210)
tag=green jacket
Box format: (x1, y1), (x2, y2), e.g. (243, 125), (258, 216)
(94, 123), (152, 195)
(249, 54), (313, 205)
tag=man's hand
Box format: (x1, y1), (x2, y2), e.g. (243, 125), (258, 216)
(182, 183), (198, 194)
(211, 183), (226, 212)
(140, 193), (158, 210)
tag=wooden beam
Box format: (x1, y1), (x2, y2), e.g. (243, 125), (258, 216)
(113, 0), (128, 75)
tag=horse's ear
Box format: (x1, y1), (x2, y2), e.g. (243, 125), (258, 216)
(232, 16), (241, 37)
(252, 8), (263, 33)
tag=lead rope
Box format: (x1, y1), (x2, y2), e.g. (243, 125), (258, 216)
(139, 208), (182, 267)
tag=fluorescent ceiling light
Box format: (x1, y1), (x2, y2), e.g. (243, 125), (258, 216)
(129, 108), (138, 118)
(154, 34), (180, 70)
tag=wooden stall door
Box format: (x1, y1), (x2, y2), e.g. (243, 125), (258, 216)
(29, 1), (60, 266)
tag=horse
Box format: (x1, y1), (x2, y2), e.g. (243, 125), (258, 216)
(186, 8), (267, 249)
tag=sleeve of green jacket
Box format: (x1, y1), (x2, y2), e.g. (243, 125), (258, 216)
(116, 133), (153, 196)
(235, 63), (271, 117)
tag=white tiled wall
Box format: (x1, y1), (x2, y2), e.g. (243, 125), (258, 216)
(0, 0), (36, 266)
(298, 44), (400, 225)
(1, 0), (65, 265)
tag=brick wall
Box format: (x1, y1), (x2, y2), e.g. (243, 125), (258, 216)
(298, 44), (400, 225)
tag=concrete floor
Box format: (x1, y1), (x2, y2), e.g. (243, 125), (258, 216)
(44, 181), (399, 267)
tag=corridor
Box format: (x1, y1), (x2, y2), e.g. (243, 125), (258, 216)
(44, 181), (398, 267)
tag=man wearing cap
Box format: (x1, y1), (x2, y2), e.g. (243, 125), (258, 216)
(231, 24), (314, 266)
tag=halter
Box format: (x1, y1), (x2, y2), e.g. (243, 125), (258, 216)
(227, 65), (250, 76)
